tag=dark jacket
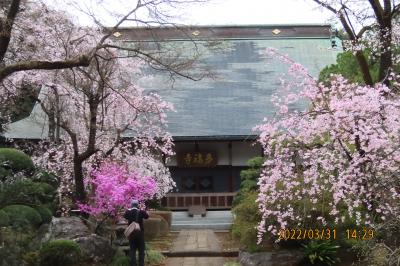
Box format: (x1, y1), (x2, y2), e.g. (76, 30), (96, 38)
(123, 208), (149, 232)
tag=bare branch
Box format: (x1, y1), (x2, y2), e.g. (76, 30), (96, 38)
(392, 3), (400, 17)
(101, 44), (206, 81)
(357, 25), (373, 39)
(312, 0), (338, 13)
(0, 55), (90, 81)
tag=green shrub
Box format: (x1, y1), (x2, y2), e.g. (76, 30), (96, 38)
(232, 192), (263, 252)
(232, 156), (263, 207)
(2, 205), (42, 228)
(301, 240), (340, 265)
(145, 249), (165, 265)
(43, 202), (58, 215)
(34, 206), (52, 224)
(32, 170), (59, 188)
(111, 249), (130, 266)
(224, 261), (241, 266)
(0, 209), (9, 226)
(39, 239), (81, 266)
(23, 251), (40, 266)
(111, 255), (130, 266)
(0, 180), (56, 207)
(0, 166), (12, 179)
(0, 148), (34, 174)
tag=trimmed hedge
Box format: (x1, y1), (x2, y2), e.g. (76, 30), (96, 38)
(32, 170), (60, 188)
(0, 166), (11, 179)
(2, 205), (42, 228)
(0, 180), (56, 207)
(39, 239), (82, 266)
(43, 202), (57, 215)
(0, 148), (35, 174)
(34, 206), (52, 224)
(0, 209), (9, 226)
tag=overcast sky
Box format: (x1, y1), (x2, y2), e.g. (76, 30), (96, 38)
(49, 0), (336, 27)
(173, 0), (334, 26)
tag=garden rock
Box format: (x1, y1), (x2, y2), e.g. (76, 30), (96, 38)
(34, 216), (115, 263)
(239, 250), (303, 266)
(74, 234), (115, 263)
(36, 216), (90, 243)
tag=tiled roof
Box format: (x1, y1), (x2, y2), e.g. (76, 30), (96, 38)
(3, 25), (341, 139)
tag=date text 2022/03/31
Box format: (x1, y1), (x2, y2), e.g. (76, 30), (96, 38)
(278, 228), (375, 241)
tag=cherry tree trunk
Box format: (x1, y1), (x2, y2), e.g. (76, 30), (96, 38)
(73, 156), (86, 202)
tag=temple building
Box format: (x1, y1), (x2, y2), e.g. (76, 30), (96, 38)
(3, 25), (341, 210)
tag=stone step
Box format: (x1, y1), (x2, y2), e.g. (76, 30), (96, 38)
(165, 251), (239, 257)
(171, 210), (233, 230)
(165, 256), (230, 266)
(117, 246), (238, 257)
(171, 223), (232, 230)
(172, 217), (232, 222)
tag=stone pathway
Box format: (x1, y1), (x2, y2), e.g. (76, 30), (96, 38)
(165, 257), (225, 266)
(164, 229), (226, 266)
(171, 229), (221, 252)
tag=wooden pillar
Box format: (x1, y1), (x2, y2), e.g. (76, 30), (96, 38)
(229, 141), (234, 192)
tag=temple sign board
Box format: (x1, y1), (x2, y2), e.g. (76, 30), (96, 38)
(178, 152), (217, 167)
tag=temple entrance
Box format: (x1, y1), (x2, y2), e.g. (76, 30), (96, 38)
(161, 192), (237, 210)
(181, 176), (213, 192)
(162, 140), (261, 210)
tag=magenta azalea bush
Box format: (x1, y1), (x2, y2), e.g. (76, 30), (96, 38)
(255, 49), (400, 243)
(78, 163), (157, 216)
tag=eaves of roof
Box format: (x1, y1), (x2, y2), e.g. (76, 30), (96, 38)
(111, 24), (335, 41)
(172, 135), (258, 142)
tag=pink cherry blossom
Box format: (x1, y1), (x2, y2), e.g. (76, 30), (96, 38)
(255, 49), (400, 244)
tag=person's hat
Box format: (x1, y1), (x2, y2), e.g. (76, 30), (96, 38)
(131, 199), (139, 207)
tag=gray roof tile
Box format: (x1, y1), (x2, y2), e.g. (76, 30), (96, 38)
(4, 27), (341, 139)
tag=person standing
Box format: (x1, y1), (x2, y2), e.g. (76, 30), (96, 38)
(124, 199), (149, 266)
